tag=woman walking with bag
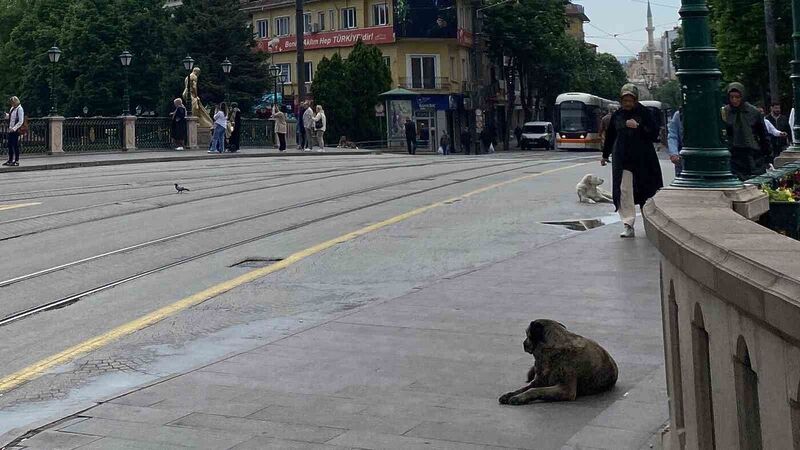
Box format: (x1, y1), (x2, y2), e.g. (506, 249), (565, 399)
(312, 105), (327, 152)
(209, 102), (227, 154)
(4, 96), (24, 166)
(272, 104), (288, 151)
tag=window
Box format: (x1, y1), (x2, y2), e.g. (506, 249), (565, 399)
(277, 63), (291, 84)
(372, 3), (388, 26)
(256, 19), (268, 39)
(450, 56), (456, 82)
(276, 16), (290, 36)
(342, 8), (357, 29)
(304, 13), (312, 33)
(330, 10), (336, 30)
(383, 56), (390, 68)
(410, 55), (437, 89)
(318, 12), (326, 31)
(304, 62), (313, 84)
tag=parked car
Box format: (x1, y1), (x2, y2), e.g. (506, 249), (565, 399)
(520, 122), (555, 150)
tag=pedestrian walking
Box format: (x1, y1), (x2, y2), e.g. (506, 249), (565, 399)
(479, 128), (490, 154)
(272, 104), (288, 151)
(721, 83), (769, 180)
(227, 102), (242, 152)
(209, 102), (227, 154)
(765, 102), (790, 162)
(312, 105), (327, 151)
(170, 98), (187, 151)
(404, 118), (417, 155)
(439, 130), (450, 155)
(601, 83), (663, 239)
(4, 96), (24, 166)
(461, 127), (471, 154)
(514, 125), (523, 148)
(666, 109), (683, 176)
(303, 101), (315, 151)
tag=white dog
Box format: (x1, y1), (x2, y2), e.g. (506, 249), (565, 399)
(576, 174), (613, 204)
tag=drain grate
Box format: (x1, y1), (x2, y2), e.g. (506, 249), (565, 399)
(541, 215), (620, 232)
(231, 257), (284, 268)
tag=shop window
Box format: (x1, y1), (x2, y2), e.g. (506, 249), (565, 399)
(342, 8), (357, 29)
(691, 304), (716, 450)
(410, 55), (436, 89)
(734, 336), (763, 449)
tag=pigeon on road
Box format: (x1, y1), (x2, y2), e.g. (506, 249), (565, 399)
(175, 183), (190, 194)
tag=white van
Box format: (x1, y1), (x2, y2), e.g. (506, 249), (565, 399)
(520, 122), (555, 150)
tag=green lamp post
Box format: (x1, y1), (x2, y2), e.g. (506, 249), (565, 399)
(784, 0), (800, 157)
(671, 0), (742, 188)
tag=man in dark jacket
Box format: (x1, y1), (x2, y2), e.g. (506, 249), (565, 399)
(721, 82), (770, 180)
(461, 127), (471, 154)
(601, 83), (663, 239)
(404, 118), (417, 155)
(765, 102), (791, 162)
(514, 126), (523, 148)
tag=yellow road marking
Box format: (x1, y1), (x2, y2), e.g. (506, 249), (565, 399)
(0, 202), (40, 212)
(0, 162), (587, 393)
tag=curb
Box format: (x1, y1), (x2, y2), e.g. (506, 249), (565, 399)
(0, 151), (385, 173)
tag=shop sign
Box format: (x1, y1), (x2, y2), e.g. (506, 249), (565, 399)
(257, 26), (395, 53)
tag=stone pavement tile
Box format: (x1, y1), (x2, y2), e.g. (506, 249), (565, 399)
(230, 436), (352, 450)
(565, 425), (651, 450)
(107, 389), (166, 408)
(13, 430), (101, 450)
(84, 402), (193, 425)
(59, 417), (251, 449)
(248, 404), (421, 435)
(72, 436), (189, 450)
(588, 400), (669, 433)
(168, 412), (345, 443)
(326, 430), (511, 450)
(404, 419), (575, 450)
(127, 380), (268, 413)
(227, 388), (367, 413)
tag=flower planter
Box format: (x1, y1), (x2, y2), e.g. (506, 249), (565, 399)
(759, 201), (800, 239)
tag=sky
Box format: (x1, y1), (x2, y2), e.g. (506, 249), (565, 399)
(579, 0), (683, 62)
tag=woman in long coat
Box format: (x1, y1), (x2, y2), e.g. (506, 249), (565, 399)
(601, 83), (663, 238)
(170, 98), (187, 150)
(227, 102), (242, 152)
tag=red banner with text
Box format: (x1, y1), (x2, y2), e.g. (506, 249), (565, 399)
(257, 26), (396, 53)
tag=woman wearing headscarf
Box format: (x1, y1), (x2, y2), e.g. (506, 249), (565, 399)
(226, 102), (242, 152)
(170, 98), (187, 151)
(601, 83), (663, 238)
(721, 82), (770, 180)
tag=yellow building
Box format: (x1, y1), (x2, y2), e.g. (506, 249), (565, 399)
(241, 0), (475, 149)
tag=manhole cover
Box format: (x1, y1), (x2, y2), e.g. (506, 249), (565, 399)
(541, 215), (620, 232)
(231, 257), (284, 268)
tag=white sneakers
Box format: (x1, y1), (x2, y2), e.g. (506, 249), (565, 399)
(620, 224), (635, 238)
(175, 147), (184, 151)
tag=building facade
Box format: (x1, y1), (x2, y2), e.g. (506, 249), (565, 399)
(241, 0), (475, 150)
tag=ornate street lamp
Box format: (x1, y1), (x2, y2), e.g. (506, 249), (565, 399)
(784, 0), (800, 158)
(221, 58), (232, 103)
(47, 46), (61, 115)
(670, 0), (741, 188)
(119, 50), (133, 115)
(269, 65), (281, 109)
(182, 55), (195, 116)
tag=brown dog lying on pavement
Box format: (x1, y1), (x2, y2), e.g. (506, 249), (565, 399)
(499, 319), (618, 405)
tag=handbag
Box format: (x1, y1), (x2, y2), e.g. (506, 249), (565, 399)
(315, 119), (323, 130)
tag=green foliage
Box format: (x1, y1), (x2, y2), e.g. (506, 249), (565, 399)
(708, 0), (792, 106)
(311, 41), (391, 143)
(0, 0), (269, 117)
(654, 79), (682, 107)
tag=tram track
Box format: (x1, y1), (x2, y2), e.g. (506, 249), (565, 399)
(0, 157), (585, 327)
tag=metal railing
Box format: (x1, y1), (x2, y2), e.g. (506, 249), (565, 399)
(135, 117), (173, 149)
(63, 118), (123, 152)
(398, 77), (454, 91)
(239, 118), (273, 147)
(0, 118), (49, 155)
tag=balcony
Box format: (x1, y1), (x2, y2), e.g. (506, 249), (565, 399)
(398, 77), (458, 92)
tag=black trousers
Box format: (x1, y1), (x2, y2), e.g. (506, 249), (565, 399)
(730, 147), (761, 181)
(278, 132), (286, 151)
(7, 131), (19, 162)
(406, 137), (416, 155)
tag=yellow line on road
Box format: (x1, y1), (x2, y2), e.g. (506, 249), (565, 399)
(0, 162), (587, 393)
(0, 203), (40, 212)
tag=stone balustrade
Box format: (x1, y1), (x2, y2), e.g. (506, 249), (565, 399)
(644, 184), (800, 449)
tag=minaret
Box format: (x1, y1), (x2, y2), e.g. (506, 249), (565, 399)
(646, 0), (657, 79)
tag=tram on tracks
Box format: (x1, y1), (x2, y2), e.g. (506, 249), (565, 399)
(554, 93), (618, 151)
(640, 100), (674, 147)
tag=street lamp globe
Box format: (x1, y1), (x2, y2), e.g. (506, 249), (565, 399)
(182, 55), (195, 71)
(47, 46), (62, 63)
(269, 65), (281, 77)
(221, 58), (232, 74)
(119, 50), (133, 67)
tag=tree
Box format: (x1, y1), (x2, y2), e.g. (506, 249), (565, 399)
(654, 79), (682, 107)
(311, 54), (351, 143)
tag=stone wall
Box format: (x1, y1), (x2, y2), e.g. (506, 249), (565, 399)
(644, 187), (800, 449)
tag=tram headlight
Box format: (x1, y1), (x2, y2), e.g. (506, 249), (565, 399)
(579, 134), (585, 139)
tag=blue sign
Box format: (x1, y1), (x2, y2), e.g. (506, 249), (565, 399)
(415, 95), (450, 111)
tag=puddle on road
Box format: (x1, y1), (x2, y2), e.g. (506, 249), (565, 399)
(541, 214), (620, 232)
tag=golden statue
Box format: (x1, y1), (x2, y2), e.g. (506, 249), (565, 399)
(183, 67), (213, 129)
